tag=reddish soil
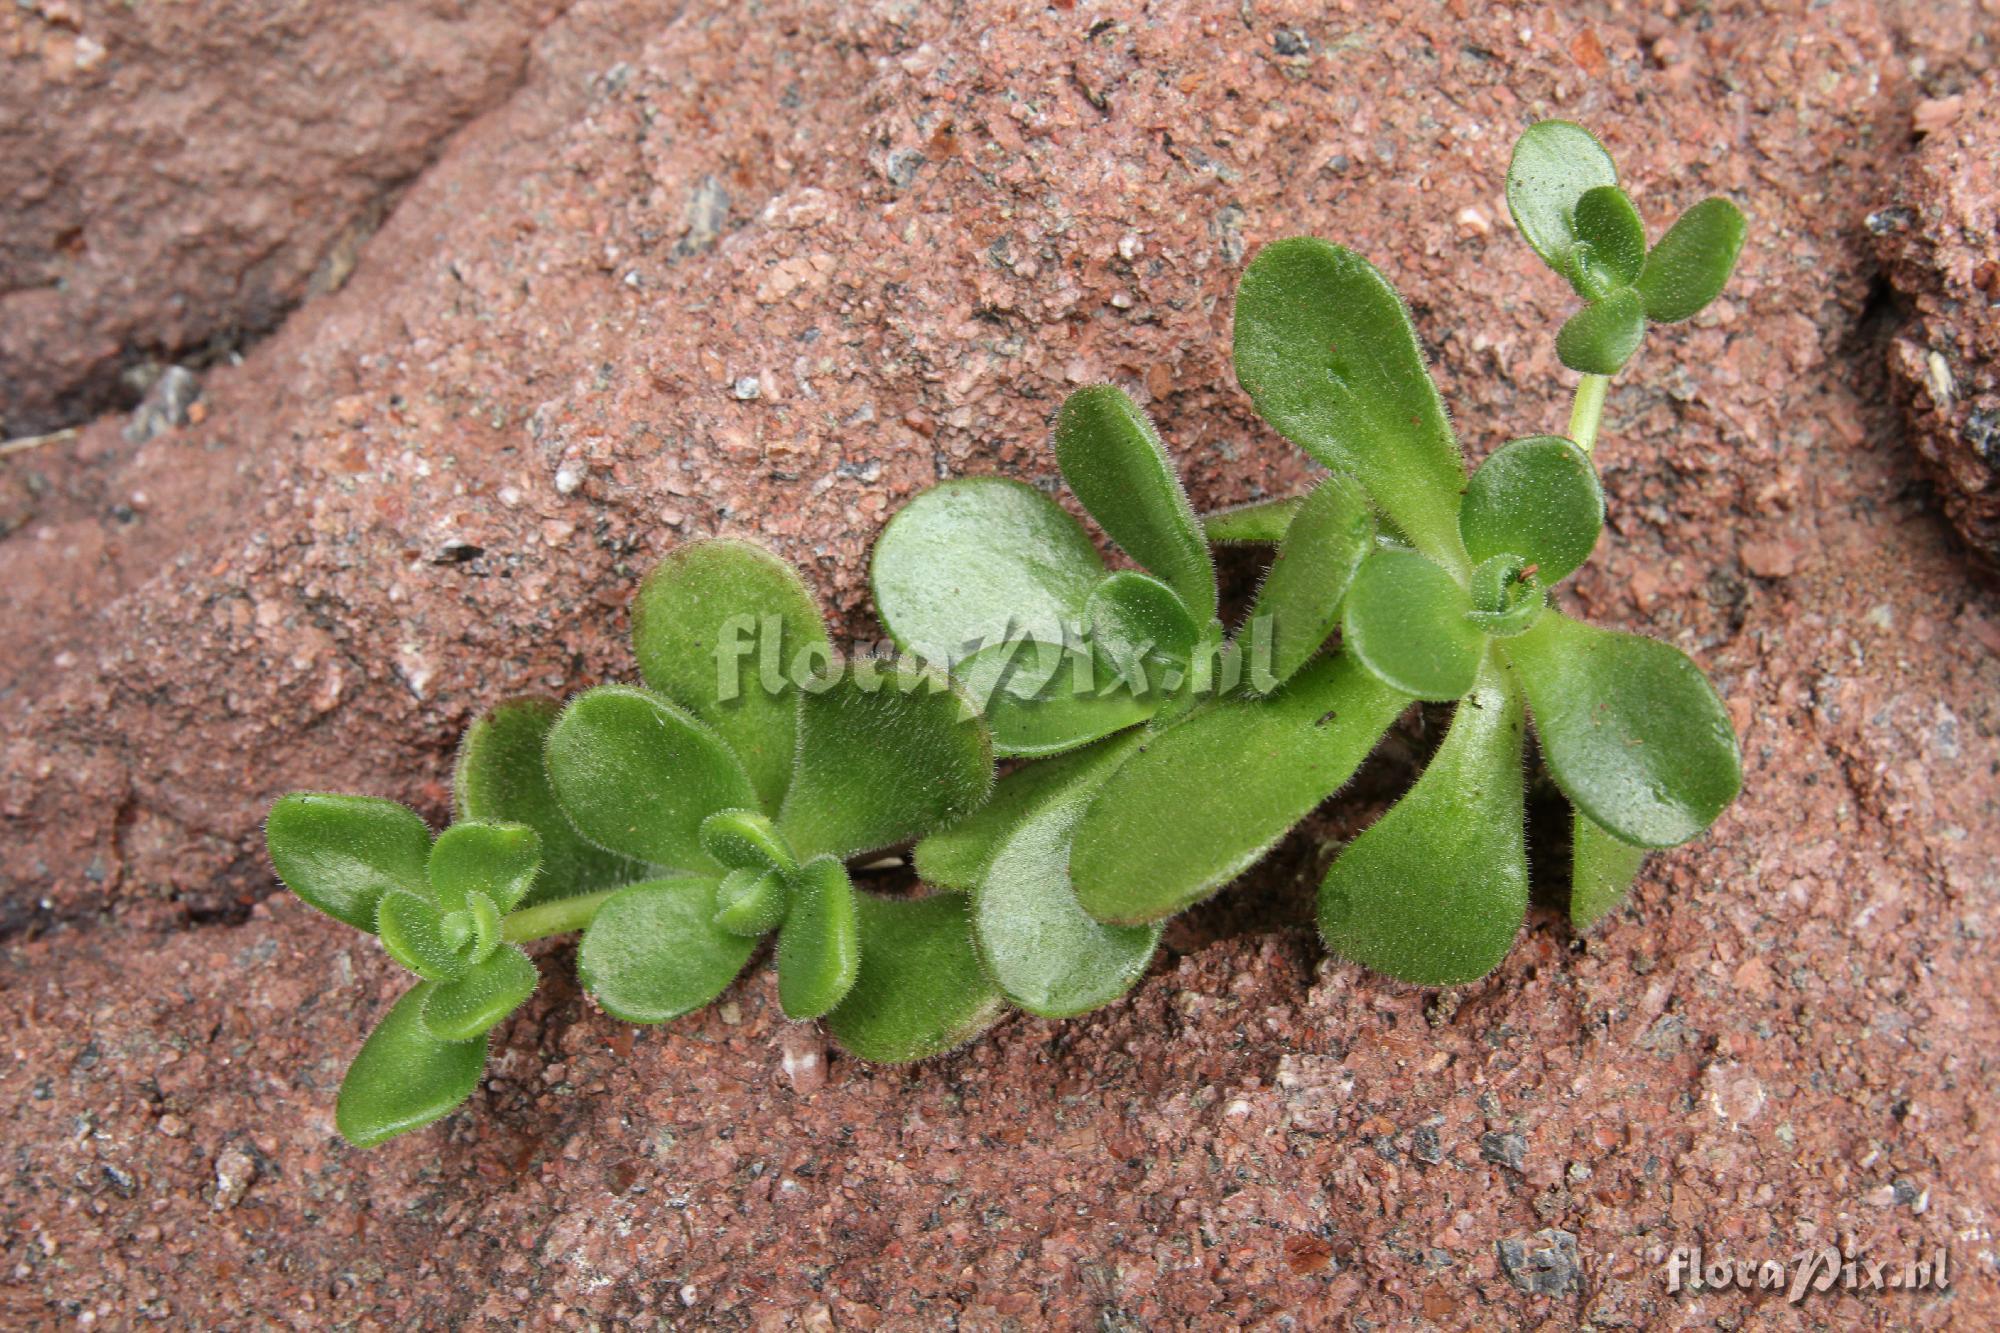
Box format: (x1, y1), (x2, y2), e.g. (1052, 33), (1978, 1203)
(2, 1), (1996, 1328)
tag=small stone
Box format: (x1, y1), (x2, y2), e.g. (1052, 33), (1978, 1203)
(1479, 1130), (1527, 1171)
(1409, 1123), (1444, 1164)
(157, 1115), (187, 1138)
(1496, 1228), (1579, 1296)
(554, 461), (587, 495)
(732, 376), (762, 401)
(1273, 27), (1310, 56)
(212, 1147), (256, 1211)
(1456, 205), (1492, 237)
(780, 1026), (826, 1096)
(1739, 539), (1801, 579)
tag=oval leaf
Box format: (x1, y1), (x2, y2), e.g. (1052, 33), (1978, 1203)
(699, 808), (795, 875)
(421, 943), (539, 1041)
(1502, 612), (1741, 847)
(1319, 655), (1528, 985)
(267, 793), (432, 933)
(915, 732), (1141, 891)
(544, 686), (758, 870)
(428, 822), (540, 915)
(1246, 472), (1377, 688)
(1505, 120), (1619, 273)
(955, 637), (1157, 759)
(1572, 184), (1646, 291)
(869, 477), (1105, 666)
(1555, 287), (1647, 376)
(454, 697), (646, 909)
(1341, 548), (1483, 702)
(1087, 570), (1200, 680)
(578, 877), (756, 1023)
(1459, 435), (1604, 585)
(1054, 385), (1216, 622)
(335, 982), (488, 1149)
(1072, 652), (1409, 923)
(1571, 809), (1649, 931)
(775, 855), (861, 1019)
(376, 889), (466, 982)
(972, 732), (1160, 1017)
(777, 664), (994, 859)
(1637, 197), (1745, 323)
(825, 893), (1006, 1063)
(631, 539), (828, 811)
(1234, 238), (1467, 568)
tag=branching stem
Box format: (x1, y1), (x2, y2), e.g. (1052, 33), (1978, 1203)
(502, 889), (619, 943)
(1568, 373), (1610, 454)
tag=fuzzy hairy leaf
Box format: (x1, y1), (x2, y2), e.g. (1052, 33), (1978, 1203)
(1506, 120), (1619, 275)
(1571, 810), (1649, 931)
(954, 638), (1156, 758)
(825, 893), (1006, 1063)
(699, 809), (795, 875)
(1234, 238), (1467, 568)
(870, 477), (1104, 666)
(1459, 435), (1604, 585)
(421, 943), (538, 1041)
(776, 855), (861, 1019)
(631, 539), (830, 812)
(914, 739), (1133, 891)
(1572, 184), (1647, 291)
(777, 666), (993, 859)
(1054, 385), (1217, 622)
(427, 822), (539, 916)
(454, 697), (646, 909)
(577, 877), (755, 1023)
(267, 793), (432, 933)
(376, 889), (467, 982)
(1246, 473), (1376, 689)
(711, 865), (788, 936)
(1319, 655), (1528, 985)
(1202, 494), (1302, 545)
(544, 686), (758, 870)
(1555, 287), (1647, 375)
(1503, 612), (1741, 847)
(1087, 570), (1200, 682)
(1637, 197), (1745, 323)
(971, 732), (1160, 1017)
(1341, 548), (1483, 702)
(1071, 652), (1409, 923)
(335, 983), (488, 1148)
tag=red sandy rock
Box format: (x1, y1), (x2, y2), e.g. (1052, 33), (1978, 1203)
(1, 0), (1997, 1327)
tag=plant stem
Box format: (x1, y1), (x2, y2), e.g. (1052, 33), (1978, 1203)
(1568, 373), (1610, 454)
(502, 889), (619, 943)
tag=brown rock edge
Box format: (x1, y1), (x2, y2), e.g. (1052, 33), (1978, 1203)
(2, 1), (1996, 1327)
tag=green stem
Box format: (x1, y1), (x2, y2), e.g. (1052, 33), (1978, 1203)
(1568, 373), (1610, 454)
(502, 889), (619, 943)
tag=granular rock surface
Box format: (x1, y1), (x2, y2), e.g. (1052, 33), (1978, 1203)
(2, 1), (1997, 1328)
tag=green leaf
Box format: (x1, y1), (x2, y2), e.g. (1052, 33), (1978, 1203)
(1636, 197), (1746, 323)
(914, 734), (1140, 891)
(1086, 570), (1200, 683)
(1341, 548), (1483, 702)
(1459, 435), (1604, 585)
(427, 822), (540, 915)
(266, 793), (432, 933)
(1234, 238), (1467, 568)
(544, 686), (758, 869)
(459, 890), (504, 962)
(1319, 655), (1528, 985)
(335, 982), (488, 1148)
(971, 731), (1160, 1016)
(1246, 473), (1377, 688)
(869, 477), (1105, 666)
(777, 665), (993, 859)
(1071, 652), (1409, 923)
(1572, 184), (1646, 291)
(775, 855), (861, 1019)
(577, 877), (756, 1023)
(1054, 386), (1216, 622)
(1571, 809), (1649, 931)
(1202, 494), (1302, 545)
(454, 697), (646, 909)
(1555, 287), (1647, 375)
(1463, 556), (1546, 638)
(421, 943), (538, 1041)
(1505, 120), (1619, 274)
(825, 893), (1006, 1063)
(711, 865), (789, 936)
(376, 889), (466, 982)
(955, 637), (1156, 758)
(631, 539), (829, 812)
(1502, 612), (1741, 847)
(699, 809), (795, 875)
